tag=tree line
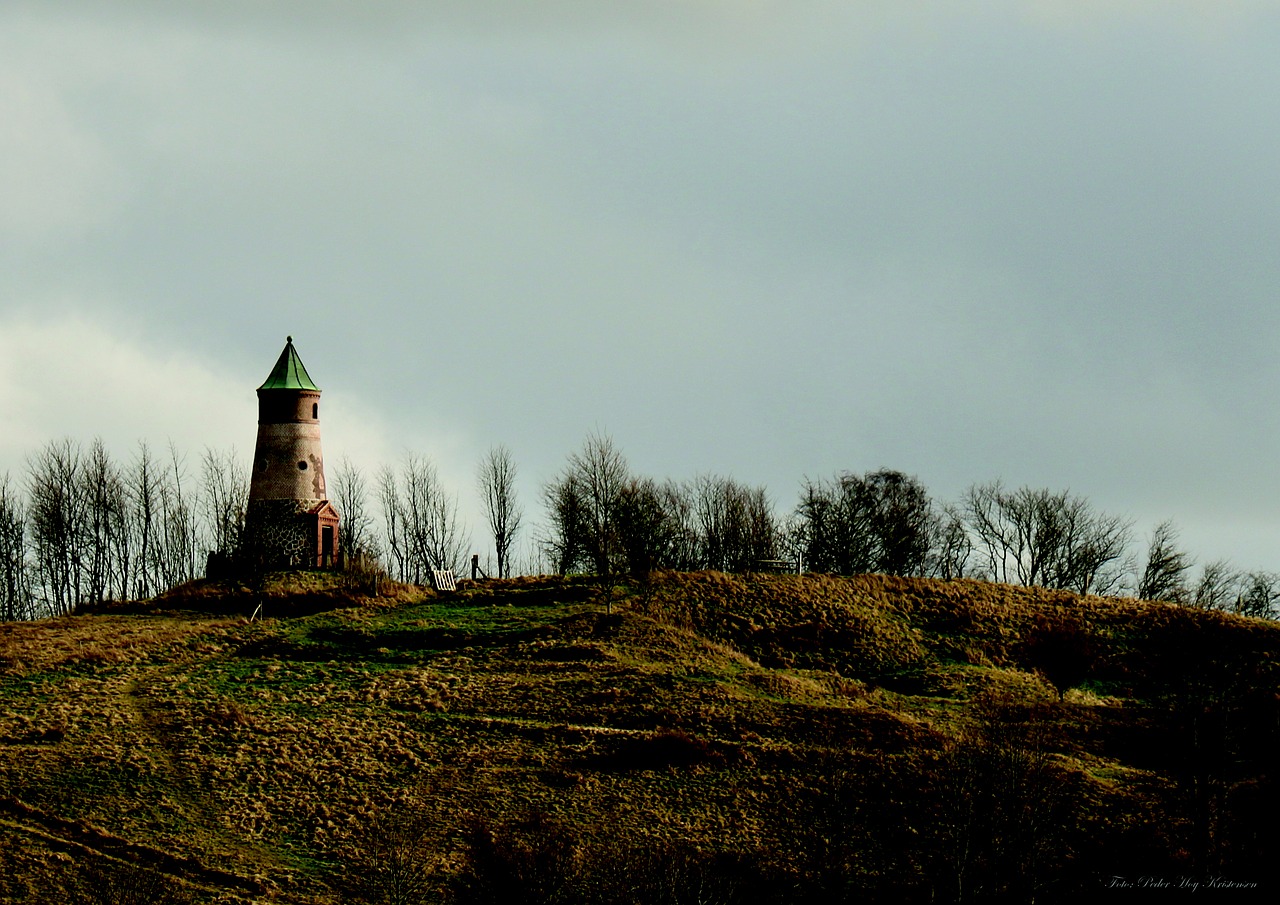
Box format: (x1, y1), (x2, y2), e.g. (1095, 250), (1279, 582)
(1, 432), (1277, 621)
(531, 432), (1279, 620)
(0, 440), (227, 620)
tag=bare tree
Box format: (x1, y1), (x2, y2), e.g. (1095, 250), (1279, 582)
(963, 480), (1016, 585)
(739, 484), (780, 570)
(123, 442), (162, 599)
(84, 439), (129, 605)
(566, 432), (628, 575)
(477, 445), (522, 579)
(794, 470), (935, 577)
(691, 475), (778, 572)
(541, 433), (629, 576)
(80, 859), (192, 905)
(1234, 570), (1280, 619)
(27, 438), (89, 614)
(692, 474), (733, 571)
(156, 444), (202, 590)
(541, 472), (589, 575)
(345, 810), (439, 905)
(379, 455), (469, 582)
(793, 476), (843, 573)
(378, 464), (408, 581)
(425, 484), (469, 577)
(658, 478), (700, 571)
(332, 456), (376, 561)
(406, 455), (469, 576)
(1049, 501), (1132, 596)
(863, 470), (936, 576)
(963, 481), (1131, 594)
(924, 701), (1080, 903)
(1192, 559), (1240, 612)
(0, 474), (33, 621)
(1137, 519), (1193, 603)
(201, 446), (248, 560)
(614, 477), (672, 579)
(929, 503), (972, 580)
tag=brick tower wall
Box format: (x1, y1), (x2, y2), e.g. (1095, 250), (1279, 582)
(249, 389), (325, 502)
(245, 385), (332, 567)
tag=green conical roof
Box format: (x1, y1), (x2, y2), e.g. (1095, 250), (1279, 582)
(258, 336), (320, 391)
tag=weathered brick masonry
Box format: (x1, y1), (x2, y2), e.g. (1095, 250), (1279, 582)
(243, 338), (340, 567)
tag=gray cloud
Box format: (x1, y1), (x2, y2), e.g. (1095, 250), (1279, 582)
(4, 2), (1280, 571)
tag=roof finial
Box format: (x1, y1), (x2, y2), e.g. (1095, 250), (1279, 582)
(287, 335), (293, 344)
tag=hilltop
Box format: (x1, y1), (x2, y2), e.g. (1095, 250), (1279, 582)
(0, 571), (1277, 903)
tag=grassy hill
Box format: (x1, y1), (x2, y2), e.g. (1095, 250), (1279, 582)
(1, 571), (1277, 903)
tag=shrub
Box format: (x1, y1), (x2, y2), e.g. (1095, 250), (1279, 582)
(595, 728), (730, 772)
(343, 809), (440, 905)
(74, 862), (191, 905)
(1019, 612), (1096, 699)
(454, 812), (582, 905)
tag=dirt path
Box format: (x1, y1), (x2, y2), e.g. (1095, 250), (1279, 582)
(119, 670), (209, 819)
(0, 795), (267, 900)
(115, 663), (315, 899)
(0, 658), (332, 903)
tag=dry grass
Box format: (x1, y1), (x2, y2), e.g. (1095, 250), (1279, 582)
(0, 614), (236, 675)
(1, 570), (1277, 901)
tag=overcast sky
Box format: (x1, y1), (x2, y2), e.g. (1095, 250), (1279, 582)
(4, 1), (1280, 575)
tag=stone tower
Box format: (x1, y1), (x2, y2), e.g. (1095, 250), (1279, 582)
(244, 337), (340, 568)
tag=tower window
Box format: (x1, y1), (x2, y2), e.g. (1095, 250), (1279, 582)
(298, 460), (309, 470)
(312, 403), (318, 419)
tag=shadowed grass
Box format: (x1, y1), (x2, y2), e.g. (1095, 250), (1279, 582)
(0, 569), (1277, 901)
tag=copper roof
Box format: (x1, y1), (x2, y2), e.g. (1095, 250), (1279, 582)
(258, 336), (320, 391)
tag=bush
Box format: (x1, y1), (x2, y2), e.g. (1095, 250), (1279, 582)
(596, 728), (730, 771)
(455, 813), (582, 905)
(74, 862), (191, 905)
(343, 809), (440, 905)
(1019, 612), (1095, 699)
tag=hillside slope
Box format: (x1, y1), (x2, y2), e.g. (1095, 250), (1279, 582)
(1, 571), (1277, 903)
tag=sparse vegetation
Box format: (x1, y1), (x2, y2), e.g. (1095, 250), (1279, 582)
(3, 432), (1278, 624)
(0, 569), (1276, 901)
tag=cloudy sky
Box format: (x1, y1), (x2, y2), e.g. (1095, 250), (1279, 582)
(4, 1), (1280, 574)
